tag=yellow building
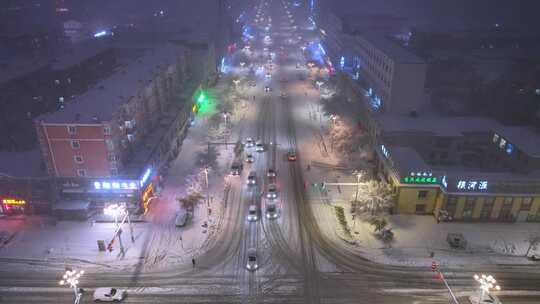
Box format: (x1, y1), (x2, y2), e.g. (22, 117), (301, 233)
(376, 145), (540, 223)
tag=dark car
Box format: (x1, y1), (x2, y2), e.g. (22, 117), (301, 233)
(231, 162), (243, 176)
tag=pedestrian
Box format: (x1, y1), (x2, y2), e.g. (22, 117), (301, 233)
(192, 258), (196, 267)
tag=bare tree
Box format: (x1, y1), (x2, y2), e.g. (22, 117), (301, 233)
(526, 234), (540, 257)
(177, 192), (204, 212)
(195, 146), (219, 169)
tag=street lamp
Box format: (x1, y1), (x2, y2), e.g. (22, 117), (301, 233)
(104, 203), (126, 227)
(233, 79), (240, 89)
(330, 114), (338, 126)
(240, 61), (246, 68)
(59, 269), (84, 304)
(316, 80), (324, 90)
(222, 112), (230, 128)
(473, 274), (501, 304)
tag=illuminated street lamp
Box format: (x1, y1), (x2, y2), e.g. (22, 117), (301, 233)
(473, 274), (501, 304)
(240, 61), (246, 67)
(233, 79), (240, 88)
(330, 114), (339, 126)
(59, 269), (84, 304)
(104, 203), (126, 227)
(316, 80), (324, 90)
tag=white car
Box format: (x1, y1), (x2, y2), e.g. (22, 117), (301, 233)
(247, 205), (259, 221)
(266, 184), (278, 199)
(255, 141), (264, 152)
(246, 248), (259, 271)
(93, 287), (127, 302)
(245, 137), (254, 148)
(266, 203), (278, 219)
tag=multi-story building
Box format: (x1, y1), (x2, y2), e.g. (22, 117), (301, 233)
(373, 113), (540, 222)
(318, 12), (427, 115)
(35, 44), (190, 212)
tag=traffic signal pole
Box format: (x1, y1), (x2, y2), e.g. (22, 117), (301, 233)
(432, 261), (460, 304)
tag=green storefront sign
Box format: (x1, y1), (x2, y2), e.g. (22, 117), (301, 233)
(401, 176), (438, 184)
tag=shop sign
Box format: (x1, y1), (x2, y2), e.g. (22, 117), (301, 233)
(3, 199), (26, 205)
(380, 145), (390, 159)
(93, 181), (138, 191)
(402, 172), (437, 184)
(456, 180), (488, 191)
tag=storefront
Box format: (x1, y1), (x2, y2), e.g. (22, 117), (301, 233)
(1, 198), (27, 215)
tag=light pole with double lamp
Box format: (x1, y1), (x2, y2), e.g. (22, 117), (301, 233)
(59, 269), (84, 304)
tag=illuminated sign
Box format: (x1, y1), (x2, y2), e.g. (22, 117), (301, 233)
(380, 145), (390, 159)
(456, 180), (488, 191)
(140, 168), (152, 187)
(401, 172), (437, 184)
(442, 175), (448, 188)
(93, 181), (138, 191)
(2, 199), (26, 206)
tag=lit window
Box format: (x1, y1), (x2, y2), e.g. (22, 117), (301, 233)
(67, 126), (76, 134)
(77, 169), (86, 177)
(59, 97), (65, 103)
(71, 140), (80, 149)
(106, 139), (114, 150)
(74, 155), (84, 163)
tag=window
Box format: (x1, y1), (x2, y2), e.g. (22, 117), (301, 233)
(59, 97), (64, 103)
(107, 153), (118, 162)
(111, 168), (118, 176)
(521, 197), (532, 211)
(105, 139), (114, 150)
(55, 79), (60, 85)
(499, 197), (514, 220)
(74, 155), (84, 164)
(71, 140), (80, 149)
(103, 126), (111, 135)
(418, 190), (428, 199)
(77, 169), (86, 177)
(463, 197), (475, 218)
(67, 126), (76, 134)
(445, 195), (458, 218)
(480, 197), (494, 219)
(415, 204), (426, 213)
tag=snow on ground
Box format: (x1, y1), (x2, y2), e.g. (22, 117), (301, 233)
(290, 65), (540, 269)
(0, 68), (243, 272)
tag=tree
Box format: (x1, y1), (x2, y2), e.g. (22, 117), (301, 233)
(368, 216), (388, 232)
(196, 146), (219, 168)
(355, 181), (396, 215)
(177, 192), (204, 212)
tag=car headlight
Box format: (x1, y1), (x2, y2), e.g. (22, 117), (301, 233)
(247, 264), (252, 269)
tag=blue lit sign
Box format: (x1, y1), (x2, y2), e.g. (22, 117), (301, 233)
(94, 31), (108, 38)
(380, 145), (390, 158)
(505, 143), (514, 154)
(340, 56), (345, 69)
(140, 168), (152, 187)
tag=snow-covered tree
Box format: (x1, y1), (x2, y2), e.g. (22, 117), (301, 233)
(177, 192), (204, 212)
(355, 181), (396, 215)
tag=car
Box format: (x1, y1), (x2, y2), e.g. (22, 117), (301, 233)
(249, 81), (257, 87)
(279, 92), (288, 99)
(267, 168), (276, 178)
(266, 184), (278, 199)
(246, 248), (259, 271)
(264, 86), (271, 92)
(231, 162), (243, 176)
(287, 150), (297, 161)
(247, 205), (259, 221)
(255, 141), (264, 152)
(245, 137), (254, 148)
(247, 171), (257, 185)
(245, 154), (254, 163)
(93, 287), (127, 302)
(175, 211), (188, 227)
(528, 253), (540, 261)
(468, 294), (501, 304)
(266, 203), (278, 219)
(265, 72), (272, 79)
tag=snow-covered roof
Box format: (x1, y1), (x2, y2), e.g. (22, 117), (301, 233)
(377, 114), (494, 137)
(388, 146), (431, 177)
(495, 126), (540, 158)
(355, 32), (424, 64)
(51, 38), (113, 71)
(37, 44), (184, 124)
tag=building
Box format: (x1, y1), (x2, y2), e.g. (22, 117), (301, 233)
(318, 12), (427, 115)
(373, 113), (540, 223)
(35, 44), (191, 212)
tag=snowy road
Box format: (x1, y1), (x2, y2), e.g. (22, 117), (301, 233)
(3, 0), (540, 303)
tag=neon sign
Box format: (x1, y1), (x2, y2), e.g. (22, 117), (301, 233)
(2, 199), (26, 206)
(380, 145), (390, 159)
(94, 181), (138, 190)
(456, 180), (488, 191)
(401, 172), (437, 184)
